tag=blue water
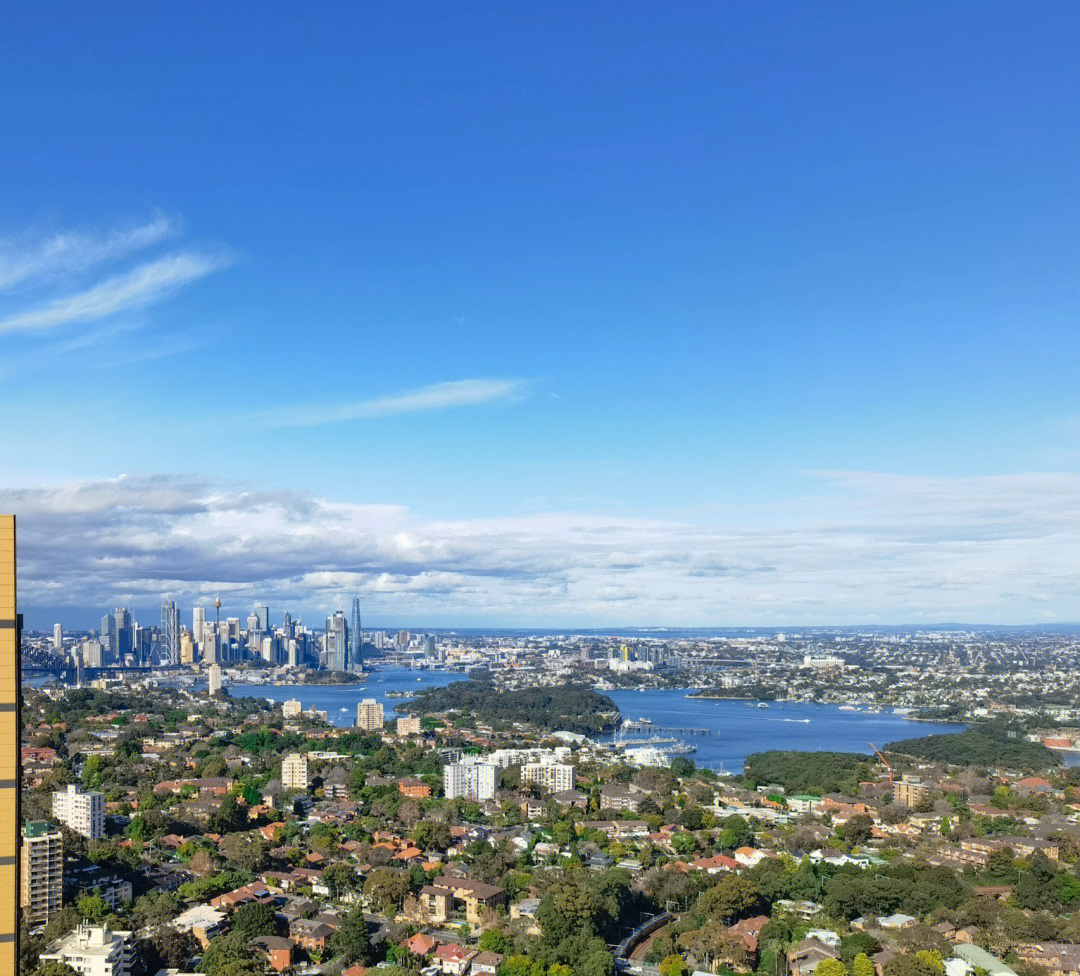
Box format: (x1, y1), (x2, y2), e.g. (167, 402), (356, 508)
(603, 689), (966, 772)
(230, 670), (966, 771)
(230, 666), (461, 724)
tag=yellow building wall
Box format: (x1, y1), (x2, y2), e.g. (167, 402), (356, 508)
(0, 515), (19, 973)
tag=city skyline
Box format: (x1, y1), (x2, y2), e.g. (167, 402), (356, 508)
(4, 4), (1080, 625)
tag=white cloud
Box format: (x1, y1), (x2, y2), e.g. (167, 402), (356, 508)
(0, 215), (177, 291)
(4, 471), (1080, 625)
(253, 378), (531, 427)
(0, 252), (229, 334)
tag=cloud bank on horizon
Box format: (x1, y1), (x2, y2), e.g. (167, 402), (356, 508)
(4, 471), (1079, 627)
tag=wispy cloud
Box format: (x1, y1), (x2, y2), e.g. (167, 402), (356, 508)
(254, 377), (531, 427)
(0, 252), (230, 335)
(0, 215), (177, 291)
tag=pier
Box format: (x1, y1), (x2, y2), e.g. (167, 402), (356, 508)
(621, 721), (712, 734)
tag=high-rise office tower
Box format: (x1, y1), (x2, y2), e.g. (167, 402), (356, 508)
(21, 821), (63, 924)
(133, 624), (153, 665)
(246, 613), (263, 654)
(80, 638), (103, 668)
(114, 607), (133, 662)
(255, 605), (269, 632)
(0, 514), (20, 975)
(52, 623), (63, 652)
(325, 611), (349, 671)
(179, 629), (196, 666)
(192, 606), (206, 644)
(201, 628), (219, 664)
(99, 612), (116, 662)
(351, 597), (363, 671)
(101, 607), (134, 664)
(161, 598), (178, 664)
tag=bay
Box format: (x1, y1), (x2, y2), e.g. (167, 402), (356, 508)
(230, 668), (967, 772)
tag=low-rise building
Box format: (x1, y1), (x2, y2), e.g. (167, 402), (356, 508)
(418, 876), (506, 926)
(398, 778), (432, 799)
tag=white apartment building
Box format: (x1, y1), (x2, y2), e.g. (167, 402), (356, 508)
(443, 761), (497, 802)
(21, 821), (63, 923)
(488, 746), (572, 769)
(40, 923), (133, 976)
(282, 698), (302, 718)
(521, 762), (575, 794)
(52, 783), (105, 839)
(281, 752), (309, 790)
(356, 698), (384, 732)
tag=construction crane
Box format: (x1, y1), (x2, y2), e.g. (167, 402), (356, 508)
(870, 742), (893, 784)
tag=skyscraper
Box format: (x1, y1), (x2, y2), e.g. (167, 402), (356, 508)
(100, 612), (116, 663)
(255, 605), (269, 632)
(103, 607), (133, 664)
(161, 598), (178, 665)
(0, 514), (20, 975)
(192, 606), (206, 644)
(325, 611), (349, 671)
(351, 597), (363, 671)
(52, 623), (63, 652)
(179, 629), (196, 666)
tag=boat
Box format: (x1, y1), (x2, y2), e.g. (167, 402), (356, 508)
(839, 705), (857, 711)
(664, 742), (697, 755)
(756, 702), (770, 708)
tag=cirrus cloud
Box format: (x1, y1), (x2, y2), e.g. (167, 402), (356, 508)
(251, 377), (533, 428)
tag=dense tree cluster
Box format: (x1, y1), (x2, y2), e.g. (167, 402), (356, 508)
(402, 680), (621, 733)
(885, 724), (1058, 770)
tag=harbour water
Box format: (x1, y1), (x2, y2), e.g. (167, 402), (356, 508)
(230, 668), (967, 772)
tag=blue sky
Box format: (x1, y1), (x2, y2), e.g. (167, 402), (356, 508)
(2, 2), (1080, 627)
